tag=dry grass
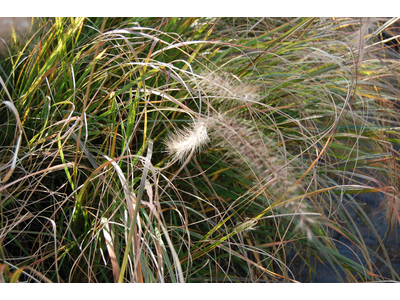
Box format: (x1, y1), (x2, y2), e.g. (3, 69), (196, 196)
(1, 17), (400, 283)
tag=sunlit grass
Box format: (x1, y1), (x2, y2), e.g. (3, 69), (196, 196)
(1, 17), (399, 282)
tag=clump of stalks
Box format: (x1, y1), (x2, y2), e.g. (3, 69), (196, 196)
(1, 17), (400, 283)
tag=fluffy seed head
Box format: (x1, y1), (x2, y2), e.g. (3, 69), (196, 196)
(199, 72), (258, 104)
(384, 193), (400, 228)
(165, 119), (210, 162)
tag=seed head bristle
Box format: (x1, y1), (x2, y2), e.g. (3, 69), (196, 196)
(165, 119), (210, 162)
(199, 72), (258, 104)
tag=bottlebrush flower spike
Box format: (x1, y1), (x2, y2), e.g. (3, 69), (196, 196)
(165, 118), (210, 162)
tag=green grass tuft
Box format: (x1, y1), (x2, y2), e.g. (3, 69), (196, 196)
(1, 17), (400, 282)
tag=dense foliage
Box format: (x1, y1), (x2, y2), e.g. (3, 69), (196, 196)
(1, 17), (400, 282)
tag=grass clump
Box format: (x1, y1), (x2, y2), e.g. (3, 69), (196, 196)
(1, 17), (400, 283)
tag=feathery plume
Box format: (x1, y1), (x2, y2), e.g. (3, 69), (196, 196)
(165, 118), (210, 162)
(199, 72), (258, 105)
(385, 192), (400, 228)
(351, 17), (375, 62)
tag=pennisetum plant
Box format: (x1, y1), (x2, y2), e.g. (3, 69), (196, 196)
(0, 17), (399, 283)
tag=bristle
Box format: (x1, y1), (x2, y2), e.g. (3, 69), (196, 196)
(199, 72), (258, 105)
(385, 193), (400, 228)
(351, 17), (376, 62)
(165, 119), (210, 162)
